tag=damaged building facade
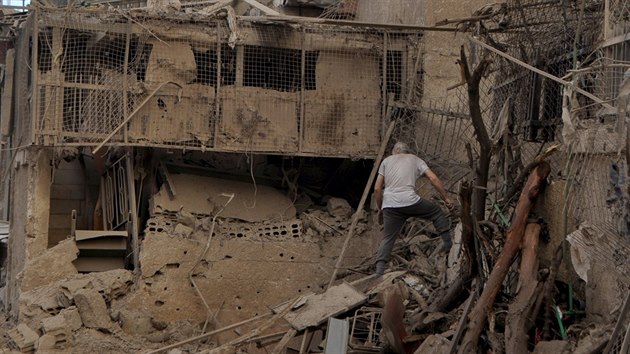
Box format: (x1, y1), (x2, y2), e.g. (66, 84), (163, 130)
(0, 0), (629, 353)
(0, 1), (429, 352)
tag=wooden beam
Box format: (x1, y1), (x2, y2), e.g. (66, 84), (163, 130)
(239, 15), (459, 32)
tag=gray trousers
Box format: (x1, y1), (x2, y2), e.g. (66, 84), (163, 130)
(375, 199), (451, 264)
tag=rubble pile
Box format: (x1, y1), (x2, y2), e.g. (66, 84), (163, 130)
(0, 190), (376, 353)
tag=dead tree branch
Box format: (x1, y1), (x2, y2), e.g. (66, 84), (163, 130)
(505, 223), (542, 354)
(458, 162), (551, 353)
(501, 144), (559, 206)
(459, 180), (477, 276)
(458, 46), (492, 221)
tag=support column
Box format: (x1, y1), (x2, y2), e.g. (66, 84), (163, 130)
(6, 147), (51, 317)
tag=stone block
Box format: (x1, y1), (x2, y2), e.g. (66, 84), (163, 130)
(36, 334), (58, 352)
(73, 289), (112, 331)
(60, 307), (83, 331)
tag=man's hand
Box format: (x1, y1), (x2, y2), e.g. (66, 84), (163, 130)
(377, 209), (384, 225)
(444, 197), (454, 211)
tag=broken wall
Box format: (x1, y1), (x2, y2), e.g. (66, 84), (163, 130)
(6, 148), (52, 316)
(115, 172), (378, 326)
(1, 14), (55, 317)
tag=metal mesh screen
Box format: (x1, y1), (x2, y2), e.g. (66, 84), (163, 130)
(32, 7), (423, 158)
(610, 0), (630, 27)
(423, 0), (621, 227)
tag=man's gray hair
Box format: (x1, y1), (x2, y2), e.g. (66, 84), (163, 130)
(393, 142), (410, 154)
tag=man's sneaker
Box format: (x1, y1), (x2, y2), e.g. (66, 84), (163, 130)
(431, 240), (452, 258)
(375, 260), (386, 276)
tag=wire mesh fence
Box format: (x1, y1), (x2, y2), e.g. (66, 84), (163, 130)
(31, 6), (423, 158)
(439, 0), (625, 231)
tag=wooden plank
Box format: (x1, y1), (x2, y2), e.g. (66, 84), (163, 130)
(273, 282), (366, 331)
(158, 161), (176, 199)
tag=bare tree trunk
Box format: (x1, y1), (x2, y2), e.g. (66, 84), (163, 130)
(458, 46), (492, 222)
(505, 223), (542, 354)
(458, 162), (551, 354)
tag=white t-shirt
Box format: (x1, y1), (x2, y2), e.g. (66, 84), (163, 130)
(378, 154), (429, 208)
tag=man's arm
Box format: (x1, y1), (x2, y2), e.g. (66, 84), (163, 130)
(424, 169), (453, 209)
(374, 174), (384, 210)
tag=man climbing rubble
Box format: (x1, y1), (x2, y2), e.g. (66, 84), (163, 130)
(373, 142), (454, 276)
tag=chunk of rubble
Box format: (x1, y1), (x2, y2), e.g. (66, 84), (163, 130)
(173, 223), (193, 238)
(59, 306), (83, 332)
(326, 197), (353, 218)
(73, 289), (112, 331)
(413, 334), (450, 354)
(19, 239), (79, 292)
(41, 315), (70, 349)
(119, 310), (156, 336)
(7, 324), (39, 353)
(36, 334), (58, 352)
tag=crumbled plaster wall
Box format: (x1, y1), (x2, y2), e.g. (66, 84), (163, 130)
(6, 148), (52, 316)
(114, 174), (378, 327)
(115, 220), (377, 328)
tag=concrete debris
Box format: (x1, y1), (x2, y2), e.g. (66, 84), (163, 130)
(119, 310), (157, 336)
(413, 334), (450, 354)
(173, 223), (194, 238)
(59, 307), (83, 332)
(151, 174), (296, 222)
(19, 239), (79, 292)
(326, 197), (353, 218)
(41, 314), (71, 349)
(273, 282), (366, 331)
(7, 324), (39, 353)
(73, 289), (113, 331)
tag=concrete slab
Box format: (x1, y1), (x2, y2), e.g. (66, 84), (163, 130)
(151, 173), (296, 222)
